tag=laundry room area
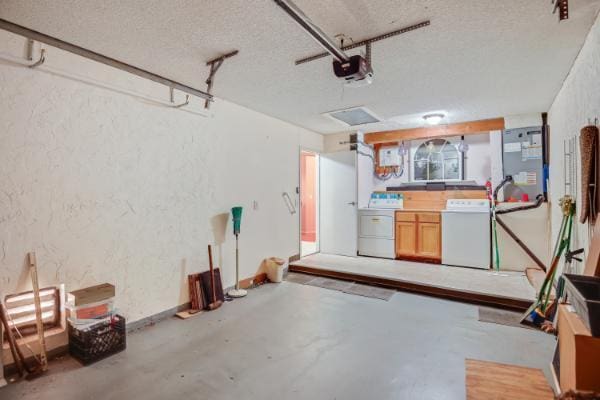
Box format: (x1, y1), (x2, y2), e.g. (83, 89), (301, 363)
(291, 115), (552, 309)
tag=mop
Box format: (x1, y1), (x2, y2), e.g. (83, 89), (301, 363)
(228, 206), (247, 298)
(520, 195), (575, 328)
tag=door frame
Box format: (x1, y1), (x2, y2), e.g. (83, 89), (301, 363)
(299, 147), (321, 257)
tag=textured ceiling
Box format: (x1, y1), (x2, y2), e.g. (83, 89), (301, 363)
(1, 0), (599, 134)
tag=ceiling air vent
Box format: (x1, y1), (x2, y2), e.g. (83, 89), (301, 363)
(324, 106), (381, 127)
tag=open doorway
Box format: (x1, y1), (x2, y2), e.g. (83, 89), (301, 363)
(300, 150), (319, 257)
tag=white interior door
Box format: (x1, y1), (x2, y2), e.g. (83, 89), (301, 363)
(320, 151), (357, 257)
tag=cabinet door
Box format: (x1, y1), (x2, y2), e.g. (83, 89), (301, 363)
(417, 222), (441, 259)
(396, 222), (417, 257)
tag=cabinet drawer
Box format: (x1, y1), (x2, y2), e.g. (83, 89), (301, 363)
(395, 212), (417, 222)
(417, 213), (440, 223)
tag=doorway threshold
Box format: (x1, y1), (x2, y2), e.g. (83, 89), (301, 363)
(289, 254), (535, 311)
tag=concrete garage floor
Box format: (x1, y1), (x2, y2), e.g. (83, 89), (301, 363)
(2, 281), (555, 400)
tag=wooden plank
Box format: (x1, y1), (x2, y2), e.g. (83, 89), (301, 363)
(288, 265), (532, 311)
(239, 272), (268, 288)
(364, 118), (505, 144)
(175, 309), (204, 320)
(466, 359), (554, 399)
(29, 252), (48, 372)
(557, 304), (600, 392)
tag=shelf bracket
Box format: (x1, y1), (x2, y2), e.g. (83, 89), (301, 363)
(26, 39), (46, 68)
(204, 50), (239, 109)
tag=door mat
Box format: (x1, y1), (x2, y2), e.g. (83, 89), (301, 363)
(478, 307), (534, 330)
(285, 272), (318, 285)
(342, 283), (396, 301)
(305, 277), (355, 292)
(286, 273), (396, 301)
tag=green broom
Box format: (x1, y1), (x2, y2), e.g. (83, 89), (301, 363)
(228, 206), (247, 298)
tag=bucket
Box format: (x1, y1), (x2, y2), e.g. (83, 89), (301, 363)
(265, 257), (286, 283)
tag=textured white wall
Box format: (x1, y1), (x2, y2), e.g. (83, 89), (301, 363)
(0, 31), (322, 323)
(548, 12), (600, 272)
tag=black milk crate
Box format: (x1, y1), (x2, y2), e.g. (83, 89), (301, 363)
(68, 314), (126, 365)
(564, 274), (600, 337)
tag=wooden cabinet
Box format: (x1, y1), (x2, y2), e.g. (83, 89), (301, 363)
(417, 222), (441, 259)
(395, 221), (417, 256)
(395, 211), (441, 262)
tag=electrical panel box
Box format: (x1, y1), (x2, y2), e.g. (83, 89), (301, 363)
(502, 126), (544, 200)
(378, 146), (401, 167)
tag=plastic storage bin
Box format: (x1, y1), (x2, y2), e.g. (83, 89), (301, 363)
(69, 314), (126, 365)
(564, 274), (600, 337)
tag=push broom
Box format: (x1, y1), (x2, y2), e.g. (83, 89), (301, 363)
(228, 206), (247, 298)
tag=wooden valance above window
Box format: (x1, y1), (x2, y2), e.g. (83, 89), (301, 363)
(363, 117), (505, 144)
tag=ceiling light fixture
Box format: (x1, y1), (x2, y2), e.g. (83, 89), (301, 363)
(423, 113), (445, 125)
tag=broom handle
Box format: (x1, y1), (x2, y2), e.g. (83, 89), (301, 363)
(0, 302), (25, 376)
(29, 252), (48, 371)
(208, 245), (217, 303)
(235, 235), (240, 290)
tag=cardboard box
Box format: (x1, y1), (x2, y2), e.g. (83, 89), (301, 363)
(558, 304), (600, 392)
(67, 283), (115, 306)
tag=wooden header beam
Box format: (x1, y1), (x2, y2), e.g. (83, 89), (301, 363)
(364, 117), (505, 144)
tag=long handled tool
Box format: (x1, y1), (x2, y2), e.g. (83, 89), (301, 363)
(521, 196), (575, 328)
(0, 302), (25, 377)
(207, 245), (223, 310)
(29, 252), (48, 373)
(228, 207), (247, 298)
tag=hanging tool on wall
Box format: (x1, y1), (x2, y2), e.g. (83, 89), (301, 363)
(579, 123), (599, 224)
(520, 196), (575, 328)
(204, 50), (239, 109)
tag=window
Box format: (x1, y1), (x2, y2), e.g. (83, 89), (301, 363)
(411, 137), (463, 182)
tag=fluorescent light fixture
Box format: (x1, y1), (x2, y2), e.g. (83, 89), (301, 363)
(423, 113), (445, 125)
